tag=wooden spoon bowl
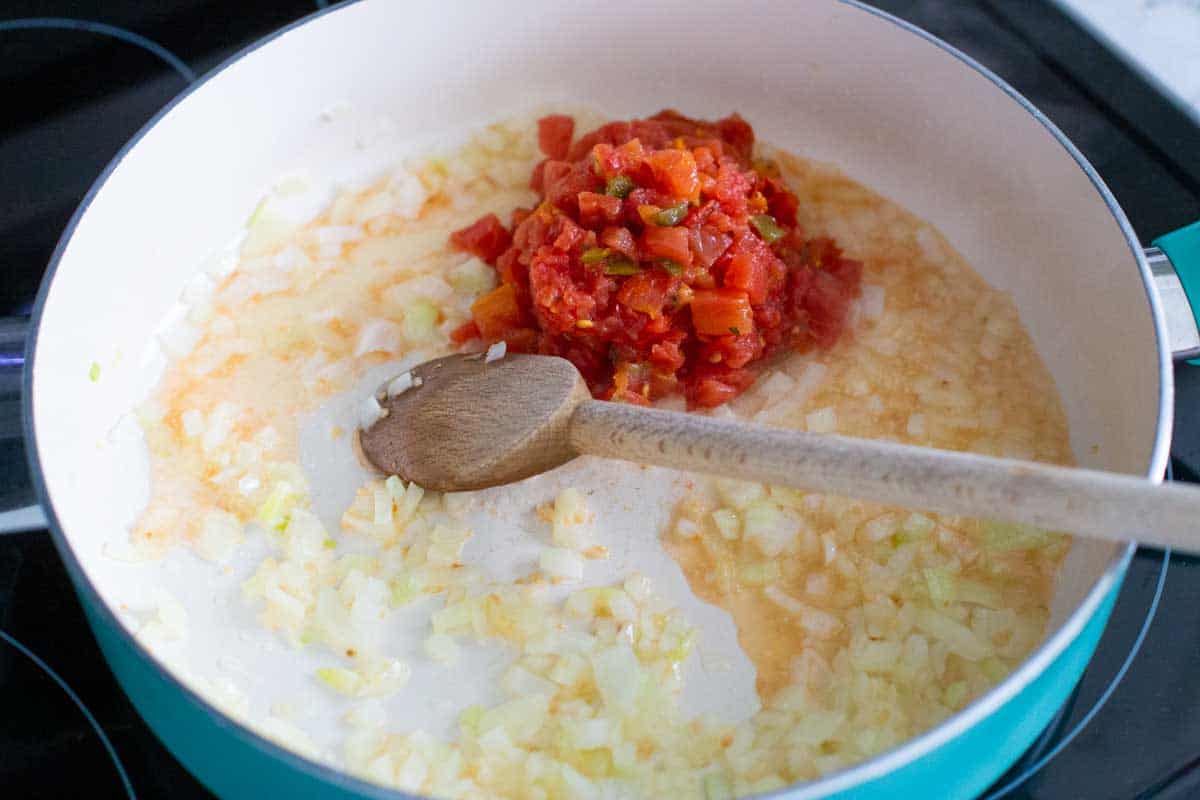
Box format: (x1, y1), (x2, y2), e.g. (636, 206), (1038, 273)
(359, 352), (1200, 553)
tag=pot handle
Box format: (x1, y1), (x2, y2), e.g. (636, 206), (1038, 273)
(0, 317), (46, 535)
(1150, 220), (1200, 362)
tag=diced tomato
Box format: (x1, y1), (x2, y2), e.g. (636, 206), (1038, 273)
(530, 159), (549, 193)
(649, 331), (687, 372)
(691, 288), (754, 336)
(764, 178), (800, 227)
(697, 331), (764, 369)
(712, 162), (752, 216)
(616, 271), (679, 318)
(641, 226), (692, 266)
(826, 255), (863, 291)
(471, 284), (529, 339)
(503, 328), (540, 353)
(552, 216), (587, 252)
(646, 149), (699, 202)
(450, 214), (512, 264)
(804, 237), (842, 270)
(715, 114), (755, 163)
(528, 249), (610, 334)
(685, 365), (757, 408)
(723, 233), (773, 304)
(449, 320), (480, 344)
(496, 248), (526, 289)
(446, 111), (860, 409)
(543, 160), (601, 213)
(607, 361), (653, 405)
(537, 114), (574, 160)
(577, 192), (623, 229)
(802, 270), (854, 348)
(690, 224), (732, 268)
(592, 139), (646, 178)
(601, 226), (637, 259)
(568, 121), (635, 160)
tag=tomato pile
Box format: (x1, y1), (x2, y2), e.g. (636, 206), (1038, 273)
(449, 111), (862, 408)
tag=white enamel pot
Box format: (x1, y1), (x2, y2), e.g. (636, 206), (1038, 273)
(12, 1), (1200, 798)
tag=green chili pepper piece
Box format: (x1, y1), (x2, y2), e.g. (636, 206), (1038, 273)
(605, 175), (635, 199)
(604, 258), (641, 276)
(581, 247), (610, 265)
(750, 214), (786, 244)
(654, 202), (689, 227)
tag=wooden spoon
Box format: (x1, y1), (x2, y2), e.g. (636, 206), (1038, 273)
(359, 352), (1200, 553)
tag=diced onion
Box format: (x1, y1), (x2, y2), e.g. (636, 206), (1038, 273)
(354, 319), (404, 358)
(424, 634), (461, 665)
(484, 341), (507, 363)
(359, 395), (386, 430)
(806, 407), (837, 433)
(540, 547), (584, 582)
(386, 372), (414, 398)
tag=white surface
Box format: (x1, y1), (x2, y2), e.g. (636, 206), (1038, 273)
(1056, 0), (1200, 119)
(28, 0), (1164, 794)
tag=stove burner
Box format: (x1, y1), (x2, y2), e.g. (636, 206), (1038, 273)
(0, 628), (134, 799)
(0, 17), (196, 82)
(986, 549), (1170, 798)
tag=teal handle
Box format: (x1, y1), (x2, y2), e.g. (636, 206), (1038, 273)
(1154, 220), (1200, 366)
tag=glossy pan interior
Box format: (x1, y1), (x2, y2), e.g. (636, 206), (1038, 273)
(25, 1), (1170, 797)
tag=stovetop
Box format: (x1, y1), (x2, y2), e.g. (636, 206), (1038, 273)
(2, 2), (1199, 799)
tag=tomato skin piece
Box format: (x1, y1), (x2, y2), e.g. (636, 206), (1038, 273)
(537, 114), (574, 160)
(641, 226), (693, 266)
(450, 214), (512, 264)
(691, 288), (754, 336)
(690, 224), (732, 269)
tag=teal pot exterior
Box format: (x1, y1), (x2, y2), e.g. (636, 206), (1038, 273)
(72, 571), (398, 800)
(66, 546), (1125, 799)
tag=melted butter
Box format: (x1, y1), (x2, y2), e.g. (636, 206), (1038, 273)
(666, 532), (810, 699)
(663, 149), (1074, 707)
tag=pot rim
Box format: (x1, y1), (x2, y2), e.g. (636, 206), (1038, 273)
(21, 1), (1169, 797)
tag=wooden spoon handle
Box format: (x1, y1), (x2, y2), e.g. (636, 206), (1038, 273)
(569, 399), (1200, 552)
